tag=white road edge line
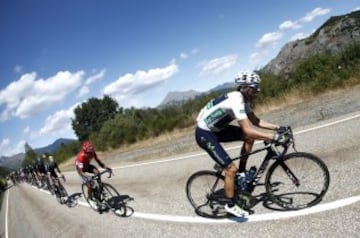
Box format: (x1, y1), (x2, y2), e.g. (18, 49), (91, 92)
(5, 190), (9, 238)
(32, 184), (360, 223)
(131, 195), (360, 223)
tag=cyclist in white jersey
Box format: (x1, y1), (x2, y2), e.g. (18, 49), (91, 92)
(195, 71), (286, 217)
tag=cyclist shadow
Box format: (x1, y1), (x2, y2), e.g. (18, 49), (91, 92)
(246, 184), (296, 212)
(99, 194), (135, 217)
(64, 192), (82, 208)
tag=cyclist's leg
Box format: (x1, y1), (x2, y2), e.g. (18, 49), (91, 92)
(85, 164), (99, 198)
(195, 127), (237, 202)
(239, 136), (255, 172)
(215, 125), (250, 172)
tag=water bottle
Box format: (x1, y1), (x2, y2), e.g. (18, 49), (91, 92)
(236, 172), (247, 191)
(245, 166), (257, 192)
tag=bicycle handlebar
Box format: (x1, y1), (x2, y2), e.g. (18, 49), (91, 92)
(85, 168), (113, 184)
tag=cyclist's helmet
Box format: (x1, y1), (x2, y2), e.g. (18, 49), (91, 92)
(82, 141), (94, 154)
(235, 71), (261, 92)
(48, 155), (54, 162)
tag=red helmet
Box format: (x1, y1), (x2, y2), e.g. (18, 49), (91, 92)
(82, 141), (94, 153)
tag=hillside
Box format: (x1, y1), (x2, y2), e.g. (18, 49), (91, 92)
(0, 138), (76, 170)
(262, 10), (360, 75)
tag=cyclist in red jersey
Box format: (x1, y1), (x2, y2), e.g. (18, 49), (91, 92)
(75, 141), (111, 202)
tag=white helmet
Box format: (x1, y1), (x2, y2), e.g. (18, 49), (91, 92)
(235, 71), (261, 92)
(49, 156), (54, 162)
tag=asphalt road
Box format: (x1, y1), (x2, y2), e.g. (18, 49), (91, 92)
(1, 112), (360, 238)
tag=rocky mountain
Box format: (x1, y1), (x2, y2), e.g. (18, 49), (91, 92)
(159, 90), (201, 107)
(161, 11), (360, 106)
(0, 138), (76, 170)
(262, 10), (360, 75)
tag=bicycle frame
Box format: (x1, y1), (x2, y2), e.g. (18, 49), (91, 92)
(214, 140), (295, 193)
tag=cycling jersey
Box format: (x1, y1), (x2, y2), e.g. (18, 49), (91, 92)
(75, 151), (102, 171)
(35, 161), (47, 174)
(196, 91), (252, 132)
(46, 161), (60, 178)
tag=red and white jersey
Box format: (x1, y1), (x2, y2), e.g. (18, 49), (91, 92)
(75, 151), (98, 170)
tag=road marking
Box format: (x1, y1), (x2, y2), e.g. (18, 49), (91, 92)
(5, 190), (9, 238)
(112, 113), (360, 170)
(30, 184), (360, 223)
(75, 195), (360, 223)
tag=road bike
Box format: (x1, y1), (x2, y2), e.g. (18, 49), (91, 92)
(82, 169), (129, 217)
(51, 176), (67, 204)
(51, 175), (75, 206)
(186, 127), (330, 218)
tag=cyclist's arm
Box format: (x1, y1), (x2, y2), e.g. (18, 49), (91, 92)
(247, 112), (279, 130)
(93, 153), (109, 169)
(238, 118), (274, 141)
(54, 163), (62, 174)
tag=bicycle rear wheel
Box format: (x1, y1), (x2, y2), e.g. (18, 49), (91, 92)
(265, 152), (330, 210)
(102, 183), (127, 217)
(186, 170), (228, 218)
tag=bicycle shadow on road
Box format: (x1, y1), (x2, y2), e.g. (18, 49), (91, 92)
(64, 192), (82, 208)
(99, 194), (135, 217)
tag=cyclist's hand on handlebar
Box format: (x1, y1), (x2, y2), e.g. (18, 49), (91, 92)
(105, 167), (113, 177)
(273, 131), (290, 145)
(277, 126), (289, 134)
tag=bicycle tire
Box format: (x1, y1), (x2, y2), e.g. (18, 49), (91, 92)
(265, 152), (330, 210)
(57, 183), (68, 204)
(82, 183), (99, 212)
(186, 170), (228, 218)
(101, 183), (127, 217)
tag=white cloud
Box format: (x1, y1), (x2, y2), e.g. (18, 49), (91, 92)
(0, 138), (25, 157)
(85, 69), (106, 85)
(0, 70), (84, 120)
(249, 50), (269, 64)
(14, 65), (22, 73)
(199, 54), (238, 76)
(0, 138), (10, 151)
(23, 126), (30, 135)
(290, 32), (309, 41)
(78, 86), (90, 98)
(103, 63), (178, 106)
(353, 7), (360, 11)
(76, 69), (106, 98)
(300, 7), (332, 23)
(38, 103), (79, 136)
(256, 31), (283, 48)
(279, 20), (302, 30)
(191, 48), (199, 55)
(180, 53), (188, 59)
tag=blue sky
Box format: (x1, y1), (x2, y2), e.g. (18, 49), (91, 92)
(0, 0), (359, 157)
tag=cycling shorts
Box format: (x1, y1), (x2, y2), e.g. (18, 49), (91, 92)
(195, 126), (245, 167)
(75, 163), (96, 182)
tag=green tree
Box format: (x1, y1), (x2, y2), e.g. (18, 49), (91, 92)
(22, 142), (38, 167)
(71, 95), (119, 141)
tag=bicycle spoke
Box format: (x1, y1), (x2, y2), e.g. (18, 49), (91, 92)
(266, 152), (330, 210)
(186, 171), (228, 218)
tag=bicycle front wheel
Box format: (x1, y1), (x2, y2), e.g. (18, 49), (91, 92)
(102, 183), (127, 217)
(56, 183), (68, 204)
(186, 170), (228, 218)
(82, 183), (99, 212)
(265, 152), (330, 210)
